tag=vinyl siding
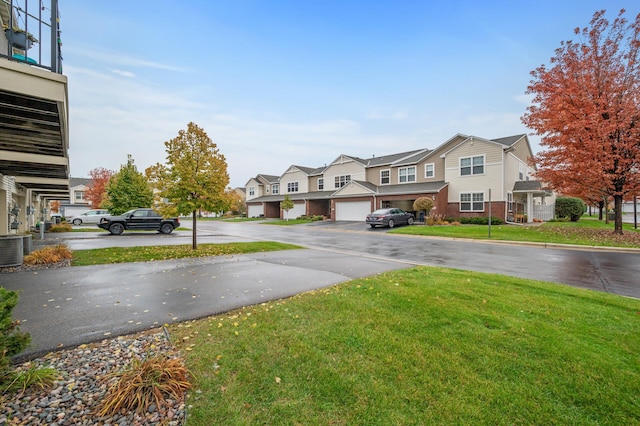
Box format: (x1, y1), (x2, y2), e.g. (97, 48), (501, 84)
(444, 139), (505, 202)
(323, 160), (366, 191)
(280, 169), (310, 194)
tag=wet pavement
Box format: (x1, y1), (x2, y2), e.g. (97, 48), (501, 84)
(2, 246), (411, 360)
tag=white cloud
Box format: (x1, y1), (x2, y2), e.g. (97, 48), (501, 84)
(110, 69), (136, 78)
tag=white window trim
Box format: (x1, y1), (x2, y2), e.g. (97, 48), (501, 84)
(380, 169), (390, 185)
(424, 163), (435, 179)
(272, 184), (279, 194)
(249, 186), (255, 196)
(459, 155), (485, 177)
(460, 191), (485, 212)
(318, 178), (324, 190)
(287, 182), (299, 193)
(398, 166), (416, 183)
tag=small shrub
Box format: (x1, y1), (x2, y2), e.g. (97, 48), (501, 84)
(0, 288), (31, 383)
(555, 197), (587, 222)
(49, 223), (72, 232)
(98, 354), (191, 416)
(23, 244), (72, 265)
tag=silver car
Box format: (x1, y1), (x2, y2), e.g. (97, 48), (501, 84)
(366, 208), (414, 228)
(71, 209), (110, 225)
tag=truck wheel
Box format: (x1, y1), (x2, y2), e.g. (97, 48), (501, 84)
(109, 223), (124, 235)
(408, 217), (414, 225)
(160, 223), (174, 234)
(72, 218), (82, 226)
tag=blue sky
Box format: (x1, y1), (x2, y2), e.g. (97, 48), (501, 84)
(61, 1), (639, 187)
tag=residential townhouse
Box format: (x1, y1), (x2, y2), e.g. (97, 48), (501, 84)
(246, 133), (555, 224)
(0, 0), (67, 266)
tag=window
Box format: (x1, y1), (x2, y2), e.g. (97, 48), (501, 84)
(318, 178), (324, 190)
(334, 175), (351, 188)
(249, 186), (255, 196)
(380, 170), (390, 185)
(507, 192), (513, 213)
(75, 191), (85, 201)
(398, 166), (416, 183)
(460, 192), (484, 212)
(425, 163), (434, 178)
(272, 184), (279, 194)
(266, 186), (270, 193)
(287, 182), (299, 193)
(460, 155), (484, 176)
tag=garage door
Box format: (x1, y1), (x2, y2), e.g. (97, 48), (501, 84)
(335, 201), (371, 221)
(248, 204), (264, 218)
(284, 202), (306, 219)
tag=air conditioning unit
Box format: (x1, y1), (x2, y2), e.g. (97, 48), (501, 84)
(0, 236), (24, 267)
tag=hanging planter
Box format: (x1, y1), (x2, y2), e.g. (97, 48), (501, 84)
(4, 28), (38, 50)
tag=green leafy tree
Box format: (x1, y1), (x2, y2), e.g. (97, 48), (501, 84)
(280, 195), (294, 221)
(146, 122), (229, 249)
(103, 155), (154, 215)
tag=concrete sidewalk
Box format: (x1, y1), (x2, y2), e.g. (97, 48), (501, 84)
(1, 249), (411, 361)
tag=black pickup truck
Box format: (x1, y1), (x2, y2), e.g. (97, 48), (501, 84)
(98, 208), (180, 235)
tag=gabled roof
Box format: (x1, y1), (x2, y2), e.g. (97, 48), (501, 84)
(245, 174), (279, 187)
(439, 134), (528, 158)
(283, 165), (317, 176)
(325, 154), (368, 168)
(258, 174), (279, 183)
(513, 180), (543, 192)
(70, 177), (91, 188)
(491, 134), (526, 147)
(363, 149), (425, 167)
(331, 180), (378, 196)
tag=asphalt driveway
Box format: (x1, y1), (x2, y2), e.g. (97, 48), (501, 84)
(2, 247), (412, 361)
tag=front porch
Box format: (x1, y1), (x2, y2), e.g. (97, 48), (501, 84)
(509, 181), (555, 223)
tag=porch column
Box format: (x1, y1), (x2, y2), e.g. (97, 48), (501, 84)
(527, 192), (533, 223)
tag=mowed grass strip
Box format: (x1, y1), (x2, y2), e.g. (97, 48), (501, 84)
(171, 267), (640, 425)
(71, 242), (302, 266)
(392, 218), (640, 248)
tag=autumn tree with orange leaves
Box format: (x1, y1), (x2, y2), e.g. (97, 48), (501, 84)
(522, 9), (640, 234)
(86, 167), (115, 209)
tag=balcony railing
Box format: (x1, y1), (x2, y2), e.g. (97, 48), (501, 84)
(0, 0), (62, 73)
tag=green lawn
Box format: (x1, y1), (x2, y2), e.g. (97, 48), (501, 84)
(391, 217), (640, 248)
(71, 242), (301, 266)
(170, 266), (640, 425)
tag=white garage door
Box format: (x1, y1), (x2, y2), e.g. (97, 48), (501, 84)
(248, 204), (264, 218)
(335, 201), (371, 221)
(284, 202), (306, 219)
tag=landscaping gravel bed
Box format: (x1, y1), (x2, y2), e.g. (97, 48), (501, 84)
(1, 330), (187, 425)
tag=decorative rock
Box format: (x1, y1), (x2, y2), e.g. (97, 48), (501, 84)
(1, 330), (187, 425)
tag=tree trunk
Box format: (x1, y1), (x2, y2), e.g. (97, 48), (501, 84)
(603, 196), (608, 224)
(613, 194), (623, 235)
(192, 210), (198, 249)
(598, 200), (604, 220)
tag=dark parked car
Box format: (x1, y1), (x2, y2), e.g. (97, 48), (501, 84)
(366, 208), (414, 228)
(98, 208), (180, 235)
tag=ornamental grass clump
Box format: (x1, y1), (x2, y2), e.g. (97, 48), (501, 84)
(49, 223), (72, 232)
(97, 353), (191, 416)
(23, 244), (72, 265)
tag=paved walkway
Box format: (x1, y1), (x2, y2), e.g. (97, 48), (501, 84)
(2, 249), (411, 361)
